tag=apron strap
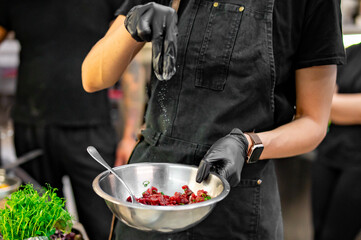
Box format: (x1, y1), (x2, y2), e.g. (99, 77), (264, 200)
(108, 214), (116, 240)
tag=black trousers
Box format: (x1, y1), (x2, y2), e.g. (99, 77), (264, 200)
(311, 161), (361, 240)
(14, 122), (117, 240)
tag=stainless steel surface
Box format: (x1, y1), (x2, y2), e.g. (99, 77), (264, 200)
(93, 162), (230, 233)
(87, 146), (137, 203)
(0, 149), (44, 192)
(0, 174), (21, 199)
(0, 149), (43, 170)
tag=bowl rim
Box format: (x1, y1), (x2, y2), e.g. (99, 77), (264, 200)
(92, 162), (230, 210)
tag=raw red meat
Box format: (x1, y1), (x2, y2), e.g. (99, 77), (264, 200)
(126, 185), (211, 205)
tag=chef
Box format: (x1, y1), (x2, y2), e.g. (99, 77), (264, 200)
(82, 0), (345, 239)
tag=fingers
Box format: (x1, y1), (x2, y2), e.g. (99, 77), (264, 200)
(152, 8), (177, 81)
(124, 7), (144, 42)
(162, 12), (178, 80)
(125, 3), (178, 80)
(196, 160), (212, 183)
(152, 33), (165, 80)
(161, 41), (176, 80)
(136, 7), (153, 42)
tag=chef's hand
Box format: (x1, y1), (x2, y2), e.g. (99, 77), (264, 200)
(124, 2), (178, 81)
(196, 129), (248, 187)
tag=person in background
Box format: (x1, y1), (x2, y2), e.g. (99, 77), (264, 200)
(0, 1), (146, 239)
(115, 57), (146, 166)
(311, 42), (361, 240)
(82, 0), (345, 239)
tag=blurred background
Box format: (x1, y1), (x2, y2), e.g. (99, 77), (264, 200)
(1, 1), (361, 239)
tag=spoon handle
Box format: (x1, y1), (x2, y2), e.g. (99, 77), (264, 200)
(87, 146), (136, 203)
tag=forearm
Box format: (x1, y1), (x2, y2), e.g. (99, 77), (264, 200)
(252, 65), (337, 160)
(82, 15), (145, 92)
(257, 116), (327, 159)
(330, 93), (361, 125)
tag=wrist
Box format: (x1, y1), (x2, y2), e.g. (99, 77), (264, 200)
(243, 132), (264, 164)
(244, 134), (252, 152)
(122, 132), (138, 141)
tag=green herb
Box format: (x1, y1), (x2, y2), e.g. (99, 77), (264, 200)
(160, 192), (164, 195)
(205, 196), (211, 201)
(0, 184), (73, 240)
(142, 181), (150, 187)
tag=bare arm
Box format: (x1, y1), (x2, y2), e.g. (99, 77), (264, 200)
(82, 15), (147, 165)
(330, 93), (361, 125)
(196, 65), (337, 185)
(82, 15), (145, 92)
(115, 57), (146, 166)
(252, 65), (337, 159)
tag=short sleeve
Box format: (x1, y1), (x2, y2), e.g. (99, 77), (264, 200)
(295, 0), (346, 69)
(0, 0), (11, 30)
(114, 0), (171, 16)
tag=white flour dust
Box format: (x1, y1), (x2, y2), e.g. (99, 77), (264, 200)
(157, 81), (171, 132)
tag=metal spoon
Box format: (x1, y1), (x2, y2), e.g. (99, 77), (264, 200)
(87, 146), (137, 204)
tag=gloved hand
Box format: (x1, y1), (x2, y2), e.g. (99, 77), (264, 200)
(196, 128), (249, 187)
(124, 2), (178, 81)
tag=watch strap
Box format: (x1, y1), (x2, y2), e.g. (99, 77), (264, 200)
(245, 132), (262, 145)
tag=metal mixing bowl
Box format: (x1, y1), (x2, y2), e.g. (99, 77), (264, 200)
(0, 175), (22, 200)
(92, 162), (230, 233)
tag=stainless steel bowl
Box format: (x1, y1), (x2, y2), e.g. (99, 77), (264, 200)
(92, 162), (230, 233)
(0, 175), (22, 200)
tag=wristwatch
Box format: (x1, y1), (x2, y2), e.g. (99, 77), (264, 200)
(244, 132), (264, 164)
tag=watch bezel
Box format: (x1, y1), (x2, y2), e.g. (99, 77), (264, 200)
(246, 144), (264, 164)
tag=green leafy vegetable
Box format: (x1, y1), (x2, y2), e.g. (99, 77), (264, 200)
(142, 181), (150, 187)
(0, 184), (73, 240)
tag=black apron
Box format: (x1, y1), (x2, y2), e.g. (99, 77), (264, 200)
(115, 0), (283, 239)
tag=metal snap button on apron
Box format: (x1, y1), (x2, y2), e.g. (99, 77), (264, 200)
(239, 6), (245, 12)
(213, 2), (219, 7)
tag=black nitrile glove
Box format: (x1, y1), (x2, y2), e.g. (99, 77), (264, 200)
(196, 129), (249, 187)
(124, 2), (178, 81)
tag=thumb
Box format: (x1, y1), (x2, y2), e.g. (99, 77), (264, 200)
(196, 160), (212, 183)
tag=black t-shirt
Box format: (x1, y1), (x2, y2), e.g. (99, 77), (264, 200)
(0, 0), (124, 125)
(317, 42), (361, 169)
(117, 0), (345, 127)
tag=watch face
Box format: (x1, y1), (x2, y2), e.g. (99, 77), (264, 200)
(247, 145), (264, 164)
